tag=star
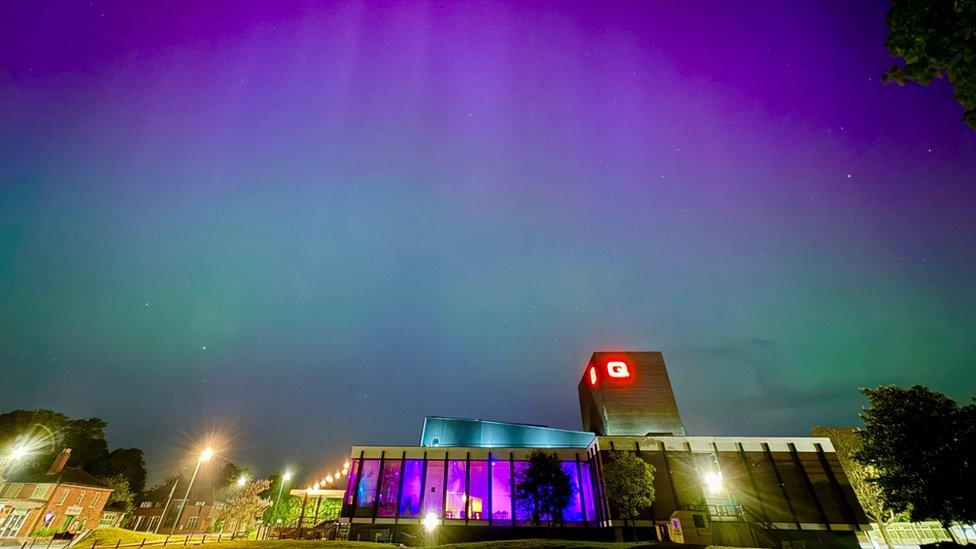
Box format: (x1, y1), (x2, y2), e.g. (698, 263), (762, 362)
(201, 346), (207, 351)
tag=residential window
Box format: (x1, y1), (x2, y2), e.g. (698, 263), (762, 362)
(186, 516), (198, 530)
(147, 516), (160, 531)
(59, 490), (69, 505)
(2, 484), (21, 498)
(99, 515), (115, 527)
(0, 509), (29, 538)
(140, 501), (153, 508)
(31, 484), (51, 500)
(132, 516), (144, 530)
(76, 491), (86, 506)
(89, 493), (99, 507)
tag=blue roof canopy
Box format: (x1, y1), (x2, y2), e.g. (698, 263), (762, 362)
(420, 416), (596, 448)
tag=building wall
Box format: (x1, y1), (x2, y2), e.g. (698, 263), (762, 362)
(578, 352), (685, 436)
(340, 445), (601, 526)
(598, 435), (866, 531)
(0, 482), (111, 538)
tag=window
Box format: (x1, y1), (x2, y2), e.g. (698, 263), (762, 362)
(132, 516), (144, 531)
(90, 493), (100, 507)
(354, 459), (381, 516)
(490, 458), (512, 521)
(2, 484), (21, 498)
(422, 460), (445, 517)
(0, 509), (29, 538)
(398, 460), (423, 518)
(560, 462), (583, 522)
(186, 516), (199, 530)
(140, 501), (153, 508)
(513, 461), (531, 521)
(445, 460), (467, 519)
(580, 462), (596, 522)
(31, 484), (51, 500)
(467, 461), (488, 520)
(343, 460), (360, 505)
(59, 490), (69, 505)
(99, 515), (115, 527)
(377, 460), (402, 518)
(76, 491), (86, 506)
(147, 516), (160, 531)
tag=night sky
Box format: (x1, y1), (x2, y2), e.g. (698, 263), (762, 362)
(2, 1), (975, 484)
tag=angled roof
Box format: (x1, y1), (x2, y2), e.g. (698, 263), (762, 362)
(16, 467), (111, 489)
(420, 416), (595, 448)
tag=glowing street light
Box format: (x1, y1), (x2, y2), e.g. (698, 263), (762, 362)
(423, 511), (439, 545)
(702, 471), (724, 494)
(9, 444), (28, 461)
(237, 474), (248, 487)
(156, 446), (217, 534)
(272, 469), (294, 522)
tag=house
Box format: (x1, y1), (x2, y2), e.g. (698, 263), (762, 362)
(130, 467), (227, 535)
(98, 503), (129, 529)
(0, 449), (113, 539)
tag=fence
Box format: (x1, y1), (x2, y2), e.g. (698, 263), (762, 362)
(16, 532), (249, 549)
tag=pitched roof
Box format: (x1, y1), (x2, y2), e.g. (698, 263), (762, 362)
(15, 467), (111, 489)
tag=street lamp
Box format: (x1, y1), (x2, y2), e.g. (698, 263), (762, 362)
(0, 443), (30, 481)
(237, 474), (248, 487)
(156, 447), (215, 535)
(273, 470), (293, 515)
(423, 511), (439, 545)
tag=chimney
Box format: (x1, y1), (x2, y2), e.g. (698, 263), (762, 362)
(48, 448), (71, 474)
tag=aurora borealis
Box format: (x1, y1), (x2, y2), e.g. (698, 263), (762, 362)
(2, 1), (975, 479)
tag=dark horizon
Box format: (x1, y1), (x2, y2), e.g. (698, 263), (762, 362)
(2, 0), (975, 486)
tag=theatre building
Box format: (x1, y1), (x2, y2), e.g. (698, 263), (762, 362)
(339, 351), (867, 547)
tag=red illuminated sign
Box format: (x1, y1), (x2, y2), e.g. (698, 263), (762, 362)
(606, 361), (631, 378)
(588, 366), (598, 386)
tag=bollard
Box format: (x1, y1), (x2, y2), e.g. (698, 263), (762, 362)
(115, 540), (121, 549)
(20, 541), (28, 549)
(183, 536), (188, 547)
(201, 535), (206, 545)
(216, 533), (220, 543)
(46, 535), (54, 549)
(92, 539), (97, 549)
(163, 535), (169, 547)
(140, 539), (146, 548)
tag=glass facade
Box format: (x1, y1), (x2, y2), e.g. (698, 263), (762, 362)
(445, 460), (467, 518)
(343, 453), (598, 524)
(377, 460), (401, 518)
(422, 460), (445, 516)
(398, 460), (423, 518)
(490, 458), (512, 521)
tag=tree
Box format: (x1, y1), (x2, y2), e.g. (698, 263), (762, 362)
(857, 386), (976, 526)
(812, 426), (899, 549)
(217, 479), (272, 535)
(261, 474), (301, 527)
(101, 474), (136, 513)
(601, 451), (655, 542)
(0, 409), (148, 493)
(514, 450), (573, 536)
(882, 0), (976, 129)
(89, 448), (148, 494)
(0, 410), (105, 473)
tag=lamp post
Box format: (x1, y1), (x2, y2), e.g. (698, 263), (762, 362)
(161, 447), (214, 536)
